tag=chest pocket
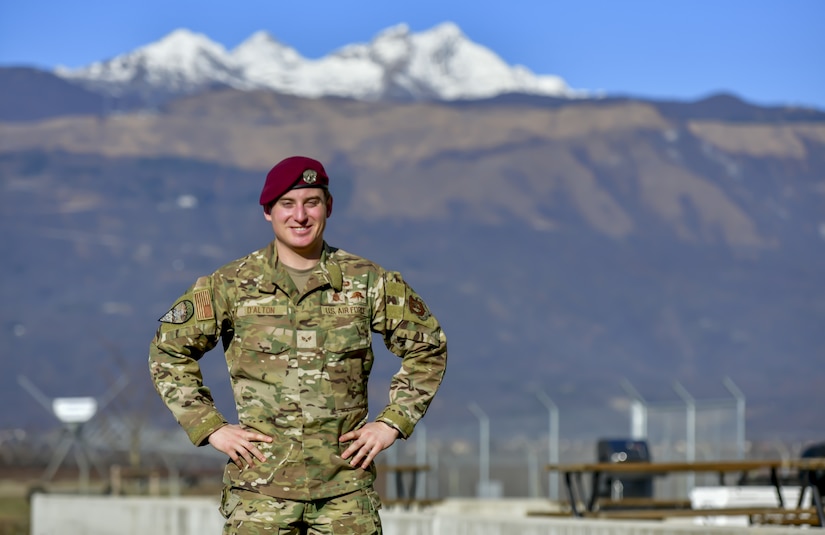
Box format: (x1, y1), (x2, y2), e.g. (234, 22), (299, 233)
(231, 318), (292, 381)
(323, 320), (371, 412)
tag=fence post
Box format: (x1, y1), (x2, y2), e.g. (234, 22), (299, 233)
(723, 377), (747, 459)
(534, 389), (560, 500)
(674, 382), (696, 492)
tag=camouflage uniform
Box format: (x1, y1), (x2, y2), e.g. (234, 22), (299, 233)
(149, 240), (447, 531)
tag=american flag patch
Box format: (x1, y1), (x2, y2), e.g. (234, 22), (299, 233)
(193, 288), (214, 321)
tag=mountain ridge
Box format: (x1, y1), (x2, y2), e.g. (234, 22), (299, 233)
(53, 22), (578, 103)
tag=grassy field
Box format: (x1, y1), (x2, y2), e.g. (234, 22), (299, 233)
(0, 475), (107, 535)
(0, 496), (29, 535)
(0, 470), (222, 535)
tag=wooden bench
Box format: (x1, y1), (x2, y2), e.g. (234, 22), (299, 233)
(761, 513), (822, 527)
(108, 465), (162, 495)
(526, 510), (579, 518)
(527, 498), (693, 518)
(377, 464), (433, 510)
(528, 498), (692, 518)
(594, 506), (819, 525)
(597, 497), (693, 510)
(546, 457), (825, 527)
(381, 498), (442, 509)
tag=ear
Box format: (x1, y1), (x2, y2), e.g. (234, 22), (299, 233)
(263, 204), (273, 221)
(326, 195), (334, 218)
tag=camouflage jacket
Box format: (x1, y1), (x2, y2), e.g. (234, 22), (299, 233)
(148, 241), (447, 500)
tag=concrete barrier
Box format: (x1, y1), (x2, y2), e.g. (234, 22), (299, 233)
(31, 494), (804, 535)
(386, 511), (805, 534)
(31, 494), (221, 535)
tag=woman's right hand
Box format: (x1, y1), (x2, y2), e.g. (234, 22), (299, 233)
(208, 424), (273, 469)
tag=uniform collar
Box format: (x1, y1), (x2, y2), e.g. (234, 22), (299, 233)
(260, 241), (342, 295)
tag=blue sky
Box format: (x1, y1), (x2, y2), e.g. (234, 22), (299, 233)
(1, 0), (822, 109)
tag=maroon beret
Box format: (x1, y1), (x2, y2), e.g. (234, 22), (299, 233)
(259, 156), (330, 206)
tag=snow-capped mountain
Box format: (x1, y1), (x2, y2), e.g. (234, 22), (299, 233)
(55, 23), (580, 102)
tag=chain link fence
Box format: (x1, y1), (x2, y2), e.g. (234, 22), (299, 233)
(379, 388), (816, 502)
(2, 380), (820, 503)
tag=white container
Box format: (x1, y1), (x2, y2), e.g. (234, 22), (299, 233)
(689, 486), (807, 526)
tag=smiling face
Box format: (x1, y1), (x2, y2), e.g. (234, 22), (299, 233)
(264, 187), (333, 268)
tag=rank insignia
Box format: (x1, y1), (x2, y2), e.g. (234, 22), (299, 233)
(297, 330), (317, 348)
(159, 300), (194, 324)
(301, 169), (317, 184)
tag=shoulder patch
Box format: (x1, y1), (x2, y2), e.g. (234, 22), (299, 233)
(407, 295), (431, 321)
(402, 292), (437, 328)
(193, 288), (214, 321)
(159, 300), (195, 324)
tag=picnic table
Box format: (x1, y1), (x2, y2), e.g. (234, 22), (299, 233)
(377, 464), (438, 508)
(544, 458), (825, 527)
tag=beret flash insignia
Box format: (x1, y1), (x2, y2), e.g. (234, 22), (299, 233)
(301, 169), (318, 184)
(159, 300), (195, 324)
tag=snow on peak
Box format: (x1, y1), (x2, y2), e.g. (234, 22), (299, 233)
(57, 27), (238, 93)
(369, 24), (414, 67)
(422, 21), (464, 40)
(153, 28), (221, 50)
(138, 28), (232, 69)
(233, 30), (301, 64)
(375, 23), (412, 40)
(233, 31), (305, 89)
(55, 22), (580, 101)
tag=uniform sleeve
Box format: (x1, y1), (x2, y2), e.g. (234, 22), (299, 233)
(148, 274), (228, 446)
(372, 271), (447, 438)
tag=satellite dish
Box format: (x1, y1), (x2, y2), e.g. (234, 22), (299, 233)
(52, 397), (98, 424)
(18, 374), (129, 488)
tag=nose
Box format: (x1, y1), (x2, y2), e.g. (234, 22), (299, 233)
(294, 203), (307, 221)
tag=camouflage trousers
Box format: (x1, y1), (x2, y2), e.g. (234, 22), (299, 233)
(220, 486), (382, 535)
